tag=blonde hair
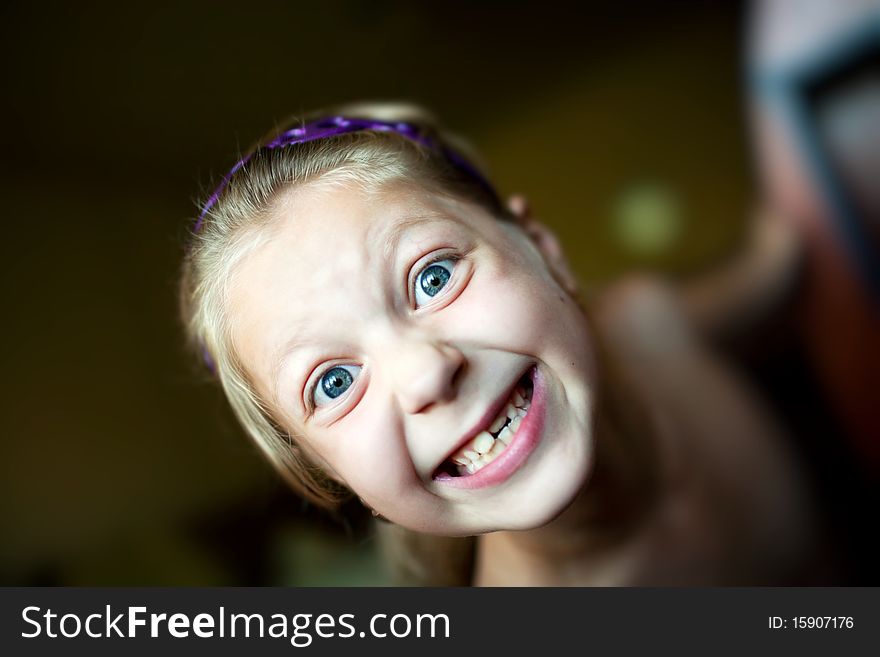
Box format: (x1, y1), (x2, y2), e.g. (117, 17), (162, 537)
(180, 102), (509, 511)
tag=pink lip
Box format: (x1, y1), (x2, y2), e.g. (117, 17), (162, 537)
(433, 365), (545, 490)
(434, 367), (527, 468)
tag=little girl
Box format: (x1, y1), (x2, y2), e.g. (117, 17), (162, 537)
(180, 102), (827, 585)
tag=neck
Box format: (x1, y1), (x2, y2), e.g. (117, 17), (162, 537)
(475, 358), (662, 584)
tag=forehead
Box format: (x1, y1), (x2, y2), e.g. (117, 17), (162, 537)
(259, 180), (479, 266)
(233, 182), (479, 307)
(226, 181), (491, 397)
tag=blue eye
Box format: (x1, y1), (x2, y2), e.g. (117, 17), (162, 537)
(313, 365), (361, 407)
(414, 259), (455, 307)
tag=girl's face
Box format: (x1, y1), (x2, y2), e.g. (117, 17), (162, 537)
(229, 180), (596, 535)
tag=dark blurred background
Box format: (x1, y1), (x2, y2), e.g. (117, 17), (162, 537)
(0, 0), (763, 585)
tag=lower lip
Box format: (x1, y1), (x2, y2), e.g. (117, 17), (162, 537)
(434, 365), (546, 490)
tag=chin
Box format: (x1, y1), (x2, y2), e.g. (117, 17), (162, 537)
(501, 434), (593, 531)
(393, 428), (594, 537)
(484, 440), (595, 534)
(511, 465), (592, 530)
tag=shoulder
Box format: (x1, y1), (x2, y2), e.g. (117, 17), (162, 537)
(591, 274), (697, 362)
(589, 276), (819, 580)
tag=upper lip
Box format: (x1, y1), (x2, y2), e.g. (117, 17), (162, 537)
(432, 364), (532, 476)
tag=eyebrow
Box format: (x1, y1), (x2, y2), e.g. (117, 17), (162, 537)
(377, 212), (453, 264)
(270, 331), (317, 407)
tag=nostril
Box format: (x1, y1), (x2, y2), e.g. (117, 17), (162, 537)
(450, 357), (466, 392)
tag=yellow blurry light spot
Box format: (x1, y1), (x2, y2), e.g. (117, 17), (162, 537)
(613, 183), (682, 255)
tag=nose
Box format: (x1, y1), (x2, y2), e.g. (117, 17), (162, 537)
(388, 336), (465, 415)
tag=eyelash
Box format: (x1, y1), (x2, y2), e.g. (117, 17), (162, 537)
(306, 362), (359, 416)
(410, 251), (461, 308)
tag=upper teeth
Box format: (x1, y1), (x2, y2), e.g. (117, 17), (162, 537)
(449, 381), (532, 475)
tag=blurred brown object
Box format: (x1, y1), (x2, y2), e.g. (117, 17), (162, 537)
(707, 0), (880, 472)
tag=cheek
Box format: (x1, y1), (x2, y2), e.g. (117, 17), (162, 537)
(449, 252), (593, 365)
(309, 403), (419, 504)
(322, 404), (451, 529)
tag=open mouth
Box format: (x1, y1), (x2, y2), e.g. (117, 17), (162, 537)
(434, 371), (534, 479)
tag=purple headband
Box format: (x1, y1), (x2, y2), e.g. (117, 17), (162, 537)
(194, 115), (499, 233)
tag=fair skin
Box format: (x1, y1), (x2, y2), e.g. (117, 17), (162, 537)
(229, 179), (822, 584)
(230, 180), (596, 537)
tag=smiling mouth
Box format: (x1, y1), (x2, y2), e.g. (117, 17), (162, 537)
(434, 372), (534, 479)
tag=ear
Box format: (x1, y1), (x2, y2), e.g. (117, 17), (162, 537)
(507, 194), (580, 296)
